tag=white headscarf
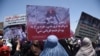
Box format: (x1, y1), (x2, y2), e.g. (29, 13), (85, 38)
(75, 37), (96, 56)
(4, 39), (12, 51)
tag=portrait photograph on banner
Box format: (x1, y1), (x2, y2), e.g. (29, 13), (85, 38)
(27, 5), (70, 40)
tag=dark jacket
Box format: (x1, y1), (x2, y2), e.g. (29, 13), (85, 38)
(13, 50), (35, 56)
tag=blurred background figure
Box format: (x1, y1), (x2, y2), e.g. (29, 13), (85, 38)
(75, 37), (96, 56)
(4, 39), (12, 51)
(0, 36), (3, 47)
(40, 35), (69, 56)
(30, 40), (42, 56)
(0, 36), (11, 56)
(13, 38), (42, 56)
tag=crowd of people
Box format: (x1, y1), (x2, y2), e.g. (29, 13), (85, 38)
(0, 35), (100, 56)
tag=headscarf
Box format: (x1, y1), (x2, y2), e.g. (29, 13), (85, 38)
(0, 45), (10, 56)
(75, 37), (96, 56)
(40, 35), (69, 56)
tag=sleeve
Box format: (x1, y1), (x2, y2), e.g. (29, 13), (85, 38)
(13, 51), (21, 56)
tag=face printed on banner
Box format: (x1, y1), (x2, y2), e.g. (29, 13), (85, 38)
(10, 27), (18, 38)
(45, 9), (59, 24)
(27, 5), (70, 40)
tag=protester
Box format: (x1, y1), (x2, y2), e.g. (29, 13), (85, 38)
(13, 38), (42, 56)
(13, 38), (21, 56)
(3, 39), (12, 51)
(72, 38), (81, 56)
(0, 36), (10, 56)
(75, 37), (96, 56)
(40, 35), (69, 56)
(30, 40), (42, 56)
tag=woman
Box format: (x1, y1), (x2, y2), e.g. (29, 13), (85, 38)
(40, 35), (69, 56)
(75, 37), (96, 56)
(0, 37), (10, 56)
(13, 39), (42, 56)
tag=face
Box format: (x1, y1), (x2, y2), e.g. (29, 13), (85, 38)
(11, 28), (15, 34)
(1, 46), (10, 56)
(0, 39), (3, 46)
(49, 9), (53, 14)
(32, 40), (39, 45)
(31, 45), (41, 56)
(48, 9), (55, 15)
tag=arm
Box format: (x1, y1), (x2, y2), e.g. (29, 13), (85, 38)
(13, 39), (21, 56)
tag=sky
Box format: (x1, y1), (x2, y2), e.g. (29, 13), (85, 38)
(0, 0), (100, 33)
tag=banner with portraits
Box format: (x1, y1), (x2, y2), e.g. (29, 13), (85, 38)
(3, 14), (27, 41)
(27, 5), (70, 40)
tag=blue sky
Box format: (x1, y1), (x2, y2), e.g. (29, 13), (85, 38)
(0, 0), (100, 32)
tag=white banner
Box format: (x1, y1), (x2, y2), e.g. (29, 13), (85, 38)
(4, 14), (26, 27)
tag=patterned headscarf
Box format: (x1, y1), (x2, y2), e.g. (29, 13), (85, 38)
(75, 37), (96, 56)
